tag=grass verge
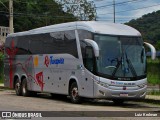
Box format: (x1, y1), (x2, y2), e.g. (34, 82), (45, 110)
(139, 99), (160, 105)
(147, 58), (160, 85)
(147, 90), (160, 95)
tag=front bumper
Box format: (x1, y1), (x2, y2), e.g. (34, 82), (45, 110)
(93, 82), (147, 100)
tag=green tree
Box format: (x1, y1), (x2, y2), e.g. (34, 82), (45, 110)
(56, 0), (96, 20)
(156, 40), (160, 50)
(0, 0), (77, 32)
(0, 0), (9, 27)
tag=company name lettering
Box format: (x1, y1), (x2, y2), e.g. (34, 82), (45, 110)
(50, 56), (64, 65)
(111, 81), (135, 86)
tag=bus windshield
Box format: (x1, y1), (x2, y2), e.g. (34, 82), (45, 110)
(94, 34), (146, 80)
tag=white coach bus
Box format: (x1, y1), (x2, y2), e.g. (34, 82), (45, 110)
(4, 21), (156, 104)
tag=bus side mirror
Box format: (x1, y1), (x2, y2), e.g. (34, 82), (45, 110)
(144, 42), (156, 60)
(83, 39), (99, 57)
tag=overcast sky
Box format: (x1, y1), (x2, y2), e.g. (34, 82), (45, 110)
(89, 0), (160, 23)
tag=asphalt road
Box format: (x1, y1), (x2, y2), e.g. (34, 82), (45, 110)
(0, 89), (160, 120)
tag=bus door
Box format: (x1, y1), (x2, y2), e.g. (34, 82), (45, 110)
(80, 46), (94, 97)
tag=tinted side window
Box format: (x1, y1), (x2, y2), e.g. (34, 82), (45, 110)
(29, 33), (53, 54)
(5, 37), (29, 55)
(29, 40), (43, 54)
(28, 30), (78, 58)
(16, 36), (29, 55)
(50, 30), (78, 58)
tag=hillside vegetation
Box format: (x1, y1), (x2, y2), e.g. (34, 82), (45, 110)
(126, 10), (160, 49)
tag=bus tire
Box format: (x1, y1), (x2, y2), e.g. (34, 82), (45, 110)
(69, 82), (81, 104)
(113, 99), (124, 105)
(14, 78), (22, 96)
(22, 78), (30, 97)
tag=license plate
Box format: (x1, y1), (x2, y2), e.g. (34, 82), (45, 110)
(120, 93), (128, 97)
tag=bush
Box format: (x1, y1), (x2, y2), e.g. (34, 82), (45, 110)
(148, 90), (160, 95)
(147, 58), (160, 85)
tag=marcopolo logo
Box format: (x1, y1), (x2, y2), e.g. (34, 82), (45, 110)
(44, 55), (64, 67)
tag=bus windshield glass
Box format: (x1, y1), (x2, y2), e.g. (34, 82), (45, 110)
(94, 34), (146, 80)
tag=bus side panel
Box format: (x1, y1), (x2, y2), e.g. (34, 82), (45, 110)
(43, 54), (74, 94)
(32, 54), (53, 92)
(31, 54), (87, 96)
(31, 54), (70, 94)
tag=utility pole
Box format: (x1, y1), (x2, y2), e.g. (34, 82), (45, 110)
(113, 0), (115, 23)
(9, 0), (14, 33)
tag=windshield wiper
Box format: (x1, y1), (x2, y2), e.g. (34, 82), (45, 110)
(125, 52), (137, 77)
(112, 58), (122, 78)
(112, 52), (137, 78)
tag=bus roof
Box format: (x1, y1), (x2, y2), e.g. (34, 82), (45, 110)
(8, 21), (141, 37)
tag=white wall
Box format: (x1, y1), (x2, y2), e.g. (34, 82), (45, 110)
(0, 26), (10, 43)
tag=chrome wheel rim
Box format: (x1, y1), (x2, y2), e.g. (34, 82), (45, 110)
(71, 87), (78, 100)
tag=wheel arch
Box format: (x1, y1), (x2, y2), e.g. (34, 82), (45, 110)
(21, 74), (28, 83)
(68, 76), (79, 95)
(13, 74), (20, 89)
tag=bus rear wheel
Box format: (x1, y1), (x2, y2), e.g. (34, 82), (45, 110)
(22, 78), (30, 97)
(15, 78), (22, 96)
(69, 82), (81, 104)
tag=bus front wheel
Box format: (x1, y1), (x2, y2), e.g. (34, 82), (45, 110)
(69, 82), (81, 104)
(22, 78), (30, 97)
